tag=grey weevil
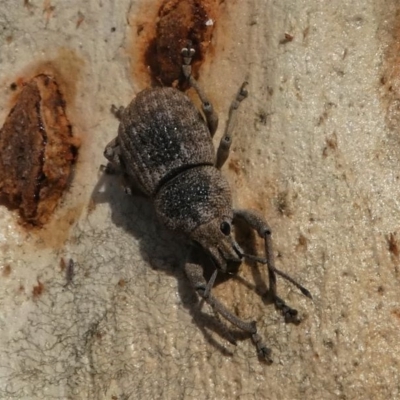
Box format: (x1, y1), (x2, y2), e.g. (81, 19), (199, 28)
(104, 45), (312, 362)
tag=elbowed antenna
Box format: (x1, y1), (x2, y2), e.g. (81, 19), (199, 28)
(242, 253), (312, 299)
(231, 238), (245, 259)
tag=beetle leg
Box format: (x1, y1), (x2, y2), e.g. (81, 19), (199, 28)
(104, 137), (121, 166)
(110, 104), (125, 121)
(233, 209), (311, 323)
(184, 262), (272, 362)
(216, 82), (249, 169)
(102, 139), (135, 195)
(100, 166), (132, 195)
(181, 45), (219, 136)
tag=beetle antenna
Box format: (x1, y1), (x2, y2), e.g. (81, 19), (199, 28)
(242, 253), (312, 299)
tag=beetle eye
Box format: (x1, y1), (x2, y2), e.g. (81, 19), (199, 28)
(220, 221), (231, 235)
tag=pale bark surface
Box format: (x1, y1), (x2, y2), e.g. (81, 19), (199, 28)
(0, 1), (399, 399)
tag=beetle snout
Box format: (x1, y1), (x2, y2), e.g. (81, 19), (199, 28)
(215, 239), (243, 274)
(218, 240), (243, 262)
(233, 242), (244, 259)
(223, 241), (245, 274)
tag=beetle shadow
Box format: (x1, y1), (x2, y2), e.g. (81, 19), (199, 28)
(91, 171), (259, 356)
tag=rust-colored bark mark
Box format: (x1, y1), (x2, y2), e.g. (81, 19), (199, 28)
(131, 0), (220, 88)
(380, 7), (400, 139)
(322, 132), (338, 158)
(391, 308), (400, 322)
(279, 33), (294, 45)
(1, 264), (11, 277)
(386, 232), (399, 259)
(76, 11), (85, 29)
(228, 157), (241, 174)
(32, 280), (44, 298)
(275, 189), (293, 217)
(43, 0), (55, 25)
(118, 278), (126, 287)
(60, 257), (67, 271)
(296, 233), (308, 252)
(0, 48), (84, 237)
(0, 74), (79, 226)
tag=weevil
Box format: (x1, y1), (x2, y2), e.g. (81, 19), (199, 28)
(104, 45), (311, 361)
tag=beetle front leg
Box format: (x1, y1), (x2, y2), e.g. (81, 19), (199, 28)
(215, 82), (248, 169)
(110, 104), (125, 121)
(103, 105), (126, 173)
(181, 45), (219, 137)
(102, 138), (134, 195)
(184, 262), (272, 362)
(233, 209), (312, 323)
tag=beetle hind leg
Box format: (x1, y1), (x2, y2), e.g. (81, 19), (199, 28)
(184, 262), (272, 362)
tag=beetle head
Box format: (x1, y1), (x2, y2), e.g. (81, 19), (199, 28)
(190, 216), (244, 273)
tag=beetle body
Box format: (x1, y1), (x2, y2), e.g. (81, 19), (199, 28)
(104, 47), (310, 361)
(105, 87), (240, 271)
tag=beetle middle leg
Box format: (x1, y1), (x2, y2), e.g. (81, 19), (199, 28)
(215, 82), (249, 169)
(181, 45), (219, 136)
(184, 262), (272, 362)
(233, 209), (312, 323)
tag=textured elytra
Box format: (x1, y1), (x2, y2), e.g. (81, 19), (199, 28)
(118, 87), (215, 196)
